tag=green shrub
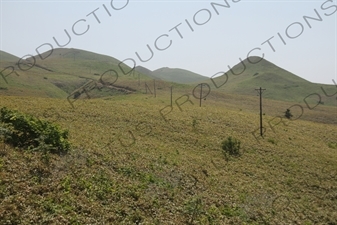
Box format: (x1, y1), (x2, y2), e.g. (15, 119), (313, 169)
(328, 142), (337, 149)
(267, 138), (277, 145)
(221, 136), (241, 157)
(284, 109), (293, 119)
(0, 107), (70, 154)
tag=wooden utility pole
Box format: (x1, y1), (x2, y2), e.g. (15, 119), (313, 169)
(192, 83), (210, 107)
(170, 86), (173, 107)
(199, 84), (203, 107)
(255, 87), (266, 136)
(138, 73), (140, 86)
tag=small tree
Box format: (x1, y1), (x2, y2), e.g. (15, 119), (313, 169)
(284, 109), (293, 119)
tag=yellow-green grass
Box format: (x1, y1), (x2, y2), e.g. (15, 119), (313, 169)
(0, 94), (336, 224)
(210, 57), (337, 106)
(0, 48), (156, 99)
(2, 49), (336, 108)
(151, 67), (208, 84)
(0, 51), (19, 62)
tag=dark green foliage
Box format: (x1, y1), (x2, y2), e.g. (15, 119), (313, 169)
(328, 142), (337, 149)
(284, 109), (293, 119)
(267, 138), (277, 145)
(0, 107), (70, 154)
(221, 136), (241, 157)
(73, 91), (81, 99)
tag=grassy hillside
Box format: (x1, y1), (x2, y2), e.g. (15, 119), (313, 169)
(0, 48), (158, 99)
(1, 50), (335, 107)
(135, 66), (154, 78)
(0, 94), (336, 224)
(210, 56), (337, 106)
(135, 65), (209, 84)
(151, 67), (208, 84)
(0, 50), (20, 62)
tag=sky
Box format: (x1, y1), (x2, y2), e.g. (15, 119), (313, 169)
(0, 0), (336, 85)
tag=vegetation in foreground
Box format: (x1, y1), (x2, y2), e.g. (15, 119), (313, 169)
(0, 95), (336, 224)
(0, 107), (70, 154)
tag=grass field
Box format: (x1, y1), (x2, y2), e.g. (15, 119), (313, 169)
(0, 92), (336, 224)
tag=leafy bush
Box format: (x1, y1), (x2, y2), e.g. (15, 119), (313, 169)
(221, 136), (241, 157)
(0, 107), (70, 154)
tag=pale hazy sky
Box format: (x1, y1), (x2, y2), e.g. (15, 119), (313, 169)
(0, 0), (336, 84)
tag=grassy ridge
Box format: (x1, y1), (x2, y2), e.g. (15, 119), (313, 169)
(0, 95), (336, 224)
(151, 67), (208, 84)
(1, 50), (336, 107)
(0, 51), (20, 62)
(0, 48), (156, 99)
(210, 57), (337, 106)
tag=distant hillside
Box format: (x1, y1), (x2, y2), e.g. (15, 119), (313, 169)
(135, 66), (209, 84)
(32, 48), (122, 65)
(1, 49), (336, 107)
(151, 67), (208, 84)
(211, 56), (337, 106)
(0, 48), (156, 99)
(135, 66), (157, 79)
(0, 50), (20, 62)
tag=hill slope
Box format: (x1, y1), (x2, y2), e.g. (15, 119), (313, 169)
(0, 50), (20, 62)
(0, 95), (336, 224)
(0, 48), (158, 99)
(31, 48), (122, 64)
(134, 65), (161, 80)
(1, 50), (336, 107)
(210, 56), (337, 106)
(151, 67), (208, 84)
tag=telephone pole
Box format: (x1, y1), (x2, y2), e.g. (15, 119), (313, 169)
(192, 83), (210, 107)
(170, 86), (173, 107)
(255, 87), (266, 136)
(199, 84), (203, 107)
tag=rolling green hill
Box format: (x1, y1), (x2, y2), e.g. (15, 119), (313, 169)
(1, 50), (336, 107)
(0, 48), (158, 99)
(31, 48), (123, 65)
(135, 65), (209, 84)
(0, 50), (20, 62)
(210, 56), (337, 106)
(134, 66), (164, 81)
(151, 67), (208, 84)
